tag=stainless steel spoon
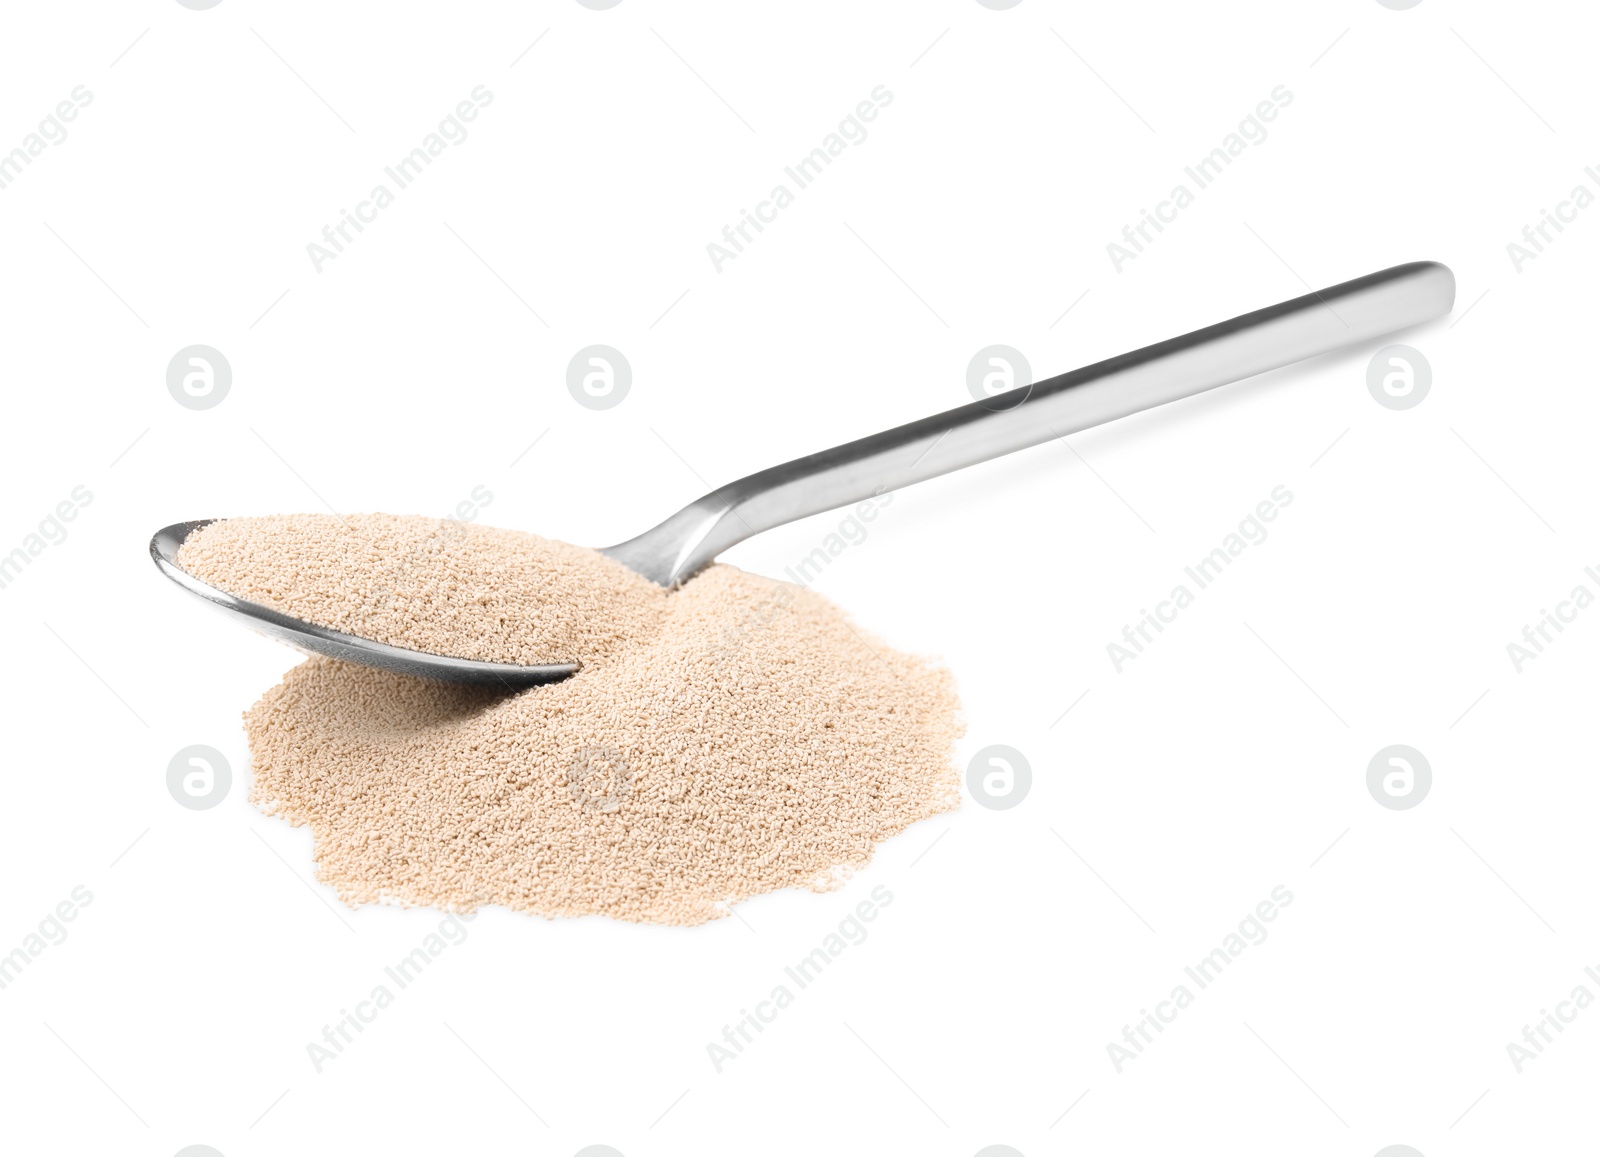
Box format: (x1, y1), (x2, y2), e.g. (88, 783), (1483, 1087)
(152, 260), (1454, 686)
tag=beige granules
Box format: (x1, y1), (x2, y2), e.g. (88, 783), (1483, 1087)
(177, 513), (667, 667)
(184, 516), (963, 925)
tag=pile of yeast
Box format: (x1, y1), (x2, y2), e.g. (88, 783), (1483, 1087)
(178, 514), (962, 925)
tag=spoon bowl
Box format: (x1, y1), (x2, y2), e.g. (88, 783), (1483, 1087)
(150, 520), (580, 685)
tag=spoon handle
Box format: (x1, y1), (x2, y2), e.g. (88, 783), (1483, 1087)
(606, 260), (1454, 587)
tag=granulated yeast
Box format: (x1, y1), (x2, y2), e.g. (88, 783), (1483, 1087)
(178, 513), (666, 667)
(178, 514), (963, 925)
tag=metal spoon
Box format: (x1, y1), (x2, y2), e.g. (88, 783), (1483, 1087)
(152, 260), (1454, 686)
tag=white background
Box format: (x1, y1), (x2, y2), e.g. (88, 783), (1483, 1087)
(0, 1), (1595, 1154)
